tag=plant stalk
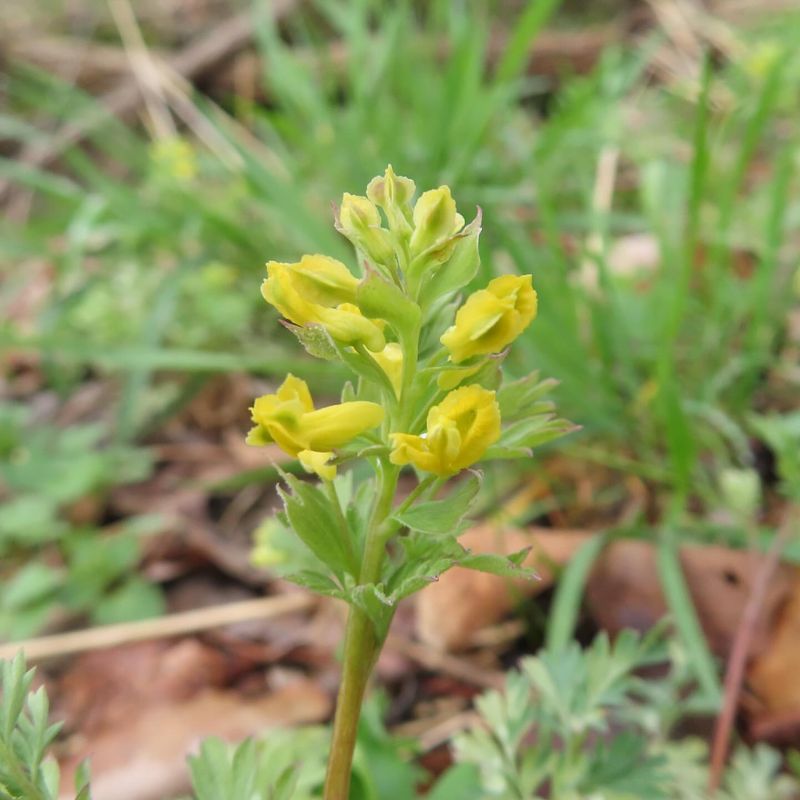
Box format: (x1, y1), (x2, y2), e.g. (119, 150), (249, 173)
(323, 460), (399, 799)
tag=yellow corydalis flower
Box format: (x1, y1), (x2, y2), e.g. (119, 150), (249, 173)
(262, 255), (386, 351)
(247, 374), (384, 479)
(370, 342), (403, 398)
(440, 274), (537, 363)
(389, 385), (500, 476)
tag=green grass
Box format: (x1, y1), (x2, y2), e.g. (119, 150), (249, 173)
(2, 0), (800, 646)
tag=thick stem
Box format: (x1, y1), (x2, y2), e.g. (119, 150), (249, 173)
(323, 605), (378, 800)
(323, 461), (399, 799)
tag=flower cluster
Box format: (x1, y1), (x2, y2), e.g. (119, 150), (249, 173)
(248, 166), (537, 479)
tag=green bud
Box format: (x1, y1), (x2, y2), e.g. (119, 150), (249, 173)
(336, 193), (396, 268)
(408, 209), (482, 303)
(410, 186), (464, 256)
(719, 468), (761, 521)
(366, 165), (415, 234)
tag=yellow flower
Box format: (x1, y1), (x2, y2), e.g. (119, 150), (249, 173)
(410, 186), (465, 256)
(298, 449), (337, 481)
(262, 255), (385, 351)
(251, 519), (288, 567)
(440, 274), (537, 363)
(390, 385), (500, 476)
(150, 136), (197, 182)
(370, 342), (403, 397)
(247, 374), (384, 480)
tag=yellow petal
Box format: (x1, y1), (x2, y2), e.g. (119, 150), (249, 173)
(298, 449), (337, 481)
(276, 374), (315, 413)
(370, 343), (404, 397)
(268, 255), (358, 307)
(316, 303), (386, 351)
(303, 401), (385, 450)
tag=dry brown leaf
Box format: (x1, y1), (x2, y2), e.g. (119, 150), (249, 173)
(415, 526), (593, 651)
(748, 574), (800, 715)
(58, 679), (331, 800)
(586, 541), (795, 660)
(416, 528), (796, 667)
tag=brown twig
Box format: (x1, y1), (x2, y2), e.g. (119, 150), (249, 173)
(708, 508), (798, 793)
(0, 593), (315, 664)
(385, 633), (504, 690)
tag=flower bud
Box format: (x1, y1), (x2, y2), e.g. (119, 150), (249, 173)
(390, 385), (500, 476)
(409, 186), (465, 257)
(719, 468), (761, 521)
(366, 165), (416, 233)
(336, 193), (395, 266)
(440, 274), (537, 363)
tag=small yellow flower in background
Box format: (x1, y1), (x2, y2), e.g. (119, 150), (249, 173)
(410, 186), (465, 256)
(262, 256), (386, 351)
(149, 136), (197, 182)
(390, 385), (500, 476)
(251, 519), (289, 567)
(370, 343), (404, 397)
(247, 374), (384, 479)
(441, 274), (537, 363)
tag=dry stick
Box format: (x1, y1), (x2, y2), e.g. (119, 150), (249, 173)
(0, 593), (315, 664)
(707, 510), (798, 794)
(385, 633), (505, 691)
(0, 0), (299, 202)
(107, 0), (176, 139)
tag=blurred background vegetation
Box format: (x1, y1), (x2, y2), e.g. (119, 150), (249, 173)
(1, 0), (800, 794)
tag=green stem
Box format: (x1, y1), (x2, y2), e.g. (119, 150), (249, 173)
(323, 460), (399, 800)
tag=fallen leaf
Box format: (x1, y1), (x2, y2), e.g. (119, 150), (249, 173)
(415, 526), (593, 651)
(748, 574), (800, 716)
(58, 679), (331, 800)
(586, 540), (794, 660)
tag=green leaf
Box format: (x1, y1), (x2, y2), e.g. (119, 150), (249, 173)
(284, 570), (344, 598)
(282, 321), (340, 360)
(418, 211), (482, 307)
(91, 577), (165, 626)
(392, 472), (481, 535)
(2, 564), (62, 611)
(350, 584), (395, 643)
(458, 547), (535, 579)
(497, 372), (559, 421)
(279, 474), (359, 580)
(495, 414), (577, 451)
(656, 532), (721, 703)
(546, 533), (608, 651)
(427, 764), (483, 800)
(74, 760), (92, 800)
